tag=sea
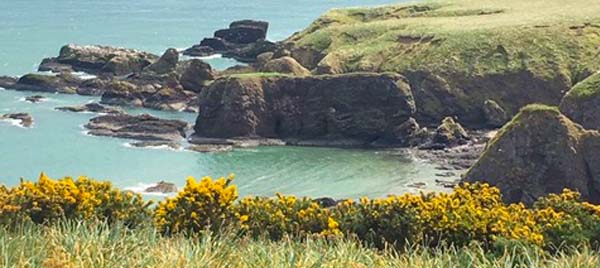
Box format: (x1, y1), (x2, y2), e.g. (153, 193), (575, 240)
(0, 0), (450, 199)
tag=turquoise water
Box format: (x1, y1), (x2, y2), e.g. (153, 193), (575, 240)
(0, 0), (449, 199)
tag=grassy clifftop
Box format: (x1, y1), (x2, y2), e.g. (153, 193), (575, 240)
(287, 0), (600, 77)
(284, 0), (600, 126)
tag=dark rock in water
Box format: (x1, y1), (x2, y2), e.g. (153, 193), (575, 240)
(11, 73), (82, 93)
(483, 99), (508, 128)
(1, 113), (33, 128)
(76, 78), (111, 96)
(144, 48), (179, 75)
(41, 44), (158, 75)
(560, 72), (600, 130)
(463, 105), (600, 205)
(215, 20), (268, 44)
(0, 76), (18, 89)
(144, 181), (178, 193)
(85, 113), (189, 141)
(431, 117), (469, 148)
(38, 58), (74, 73)
(407, 182), (427, 189)
(314, 197), (338, 208)
(24, 95), (46, 103)
(56, 103), (123, 114)
(129, 140), (182, 150)
(183, 20), (276, 63)
(179, 59), (215, 92)
(260, 56), (311, 76)
(192, 73), (416, 145)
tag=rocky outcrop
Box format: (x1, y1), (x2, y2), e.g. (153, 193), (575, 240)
(0, 76), (17, 89)
(1, 113), (33, 128)
(260, 56), (311, 76)
(144, 181), (178, 193)
(483, 99), (508, 128)
(39, 44), (158, 75)
(10, 73), (82, 93)
(463, 105), (600, 205)
(193, 73), (416, 146)
(56, 103), (123, 114)
(85, 113), (188, 141)
(431, 117), (470, 148)
(178, 59), (216, 92)
(183, 20), (277, 62)
(144, 48), (179, 75)
(560, 72), (600, 130)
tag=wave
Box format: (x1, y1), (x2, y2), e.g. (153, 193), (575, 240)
(122, 142), (185, 152)
(71, 71), (97, 80)
(0, 118), (28, 129)
(181, 53), (223, 60)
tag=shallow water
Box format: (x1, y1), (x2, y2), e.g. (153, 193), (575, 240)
(0, 0), (452, 199)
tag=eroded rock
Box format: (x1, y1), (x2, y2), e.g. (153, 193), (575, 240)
(85, 113), (188, 141)
(56, 103), (123, 114)
(1, 113), (33, 128)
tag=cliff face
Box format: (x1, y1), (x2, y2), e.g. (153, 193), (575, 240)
(463, 105), (600, 205)
(281, 0), (600, 127)
(193, 73), (416, 145)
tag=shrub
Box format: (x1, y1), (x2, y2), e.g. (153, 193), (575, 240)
(1, 173), (151, 227)
(154, 175), (238, 235)
(235, 194), (338, 240)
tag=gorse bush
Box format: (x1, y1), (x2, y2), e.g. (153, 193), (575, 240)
(3, 173), (600, 253)
(0, 173), (151, 227)
(154, 175), (238, 234)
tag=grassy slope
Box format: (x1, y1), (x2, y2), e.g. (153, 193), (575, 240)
(287, 0), (600, 79)
(563, 71), (600, 100)
(3, 222), (599, 268)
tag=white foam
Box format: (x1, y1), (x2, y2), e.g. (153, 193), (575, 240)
(125, 182), (171, 197)
(71, 71), (97, 80)
(182, 53), (223, 60)
(0, 118), (28, 129)
(123, 142), (183, 152)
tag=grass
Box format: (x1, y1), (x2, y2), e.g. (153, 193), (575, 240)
(563, 72), (600, 100)
(2, 221), (600, 268)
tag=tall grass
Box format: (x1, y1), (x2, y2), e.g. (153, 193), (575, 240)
(1, 221), (599, 268)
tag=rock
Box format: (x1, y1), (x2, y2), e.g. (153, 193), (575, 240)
(560, 72), (600, 130)
(255, 52), (275, 66)
(24, 95), (46, 103)
(215, 20), (268, 44)
(85, 113), (189, 141)
(463, 104), (600, 205)
(43, 44), (158, 75)
(483, 99), (508, 127)
(224, 40), (278, 63)
(130, 141), (182, 150)
(11, 73), (82, 93)
(144, 48), (179, 75)
(200, 37), (230, 51)
(186, 144), (234, 153)
(193, 73), (416, 145)
(1, 113), (33, 128)
(219, 65), (257, 76)
(314, 197), (338, 208)
(431, 117), (470, 148)
(0, 76), (18, 89)
(56, 103), (123, 114)
(391, 117), (429, 147)
(144, 181), (178, 193)
(182, 45), (216, 57)
(260, 56), (311, 76)
(179, 59), (215, 92)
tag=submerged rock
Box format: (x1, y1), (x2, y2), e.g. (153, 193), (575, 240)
(129, 140), (182, 150)
(463, 105), (600, 205)
(24, 95), (46, 103)
(56, 103), (123, 114)
(0, 76), (17, 89)
(144, 181), (178, 193)
(192, 73), (416, 146)
(1, 113), (33, 128)
(85, 113), (189, 141)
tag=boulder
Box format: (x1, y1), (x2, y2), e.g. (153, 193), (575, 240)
(144, 181), (178, 193)
(463, 104), (600, 205)
(1, 113), (33, 128)
(56, 103), (123, 114)
(11, 73), (82, 93)
(431, 117), (469, 147)
(560, 72), (600, 130)
(144, 48), (179, 75)
(260, 56), (311, 76)
(182, 45), (216, 57)
(193, 73), (416, 145)
(85, 113), (189, 141)
(43, 44), (158, 75)
(482, 99), (508, 127)
(179, 59), (215, 92)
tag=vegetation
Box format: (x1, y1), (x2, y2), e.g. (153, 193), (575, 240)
(563, 72), (600, 100)
(2, 173), (600, 267)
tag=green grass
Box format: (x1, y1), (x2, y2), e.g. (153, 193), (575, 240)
(1, 221), (600, 268)
(287, 0), (600, 78)
(564, 72), (600, 100)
